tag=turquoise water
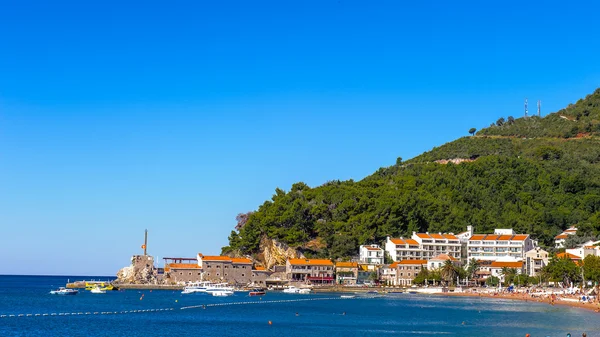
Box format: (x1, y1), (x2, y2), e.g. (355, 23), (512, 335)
(1, 275), (598, 336)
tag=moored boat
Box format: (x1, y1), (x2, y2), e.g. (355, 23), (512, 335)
(50, 287), (78, 295)
(89, 285), (106, 294)
(181, 281), (214, 294)
(211, 290), (234, 297)
(249, 289), (266, 296)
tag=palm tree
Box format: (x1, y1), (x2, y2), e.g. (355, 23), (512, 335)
(441, 260), (458, 285)
(467, 258), (480, 284)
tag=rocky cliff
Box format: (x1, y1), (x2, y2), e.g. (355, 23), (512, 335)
(115, 255), (159, 284)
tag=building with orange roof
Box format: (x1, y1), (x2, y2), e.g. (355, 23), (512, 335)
(554, 226), (578, 248)
(427, 254), (461, 271)
(396, 259), (428, 286)
(197, 253), (254, 285)
(162, 257), (203, 284)
(286, 258), (334, 284)
(385, 230), (461, 263)
(467, 228), (535, 262)
(335, 261), (359, 285)
(359, 244), (384, 265)
(489, 260), (524, 282)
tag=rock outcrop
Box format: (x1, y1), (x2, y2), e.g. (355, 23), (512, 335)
(115, 255), (159, 284)
(259, 237), (304, 269)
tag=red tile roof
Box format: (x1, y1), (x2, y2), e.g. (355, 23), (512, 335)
(429, 233), (445, 239)
(253, 266), (266, 271)
(416, 233), (431, 239)
(364, 246), (381, 251)
(556, 252), (581, 260)
(336, 262), (358, 268)
(288, 259), (333, 266)
(443, 234), (458, 240)
(511, 235), (528, 241)
(398, 259), (428, 265)
(469, 235), (485, 241)
(490, 261), (523, 268)
(167, 263), (200, 269)
(430, 254), (457, 261)
(555, 234), (568, 240)
(497, 235), (513, 241)
(231, 258), (252, 264)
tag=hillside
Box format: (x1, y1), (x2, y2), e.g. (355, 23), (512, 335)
(222, 89), (600, 260)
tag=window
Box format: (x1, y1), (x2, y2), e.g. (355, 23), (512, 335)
(242, 274), (245, 277)
(216, 273), (220, 276)
(217, 265), (221, 268)
(188, 272), (192, 276)
(179, 272), (183, 275)
(408, 273), (411, 276)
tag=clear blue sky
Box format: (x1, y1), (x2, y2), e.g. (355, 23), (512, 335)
(1, 1), (599, 276)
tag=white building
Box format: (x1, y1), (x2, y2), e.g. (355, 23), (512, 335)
(467, 229), (535, 262)
(524, 247), (549, 277)
(554, 226), (577, 248)
(489, 261), (524, 283)
(385, 232), (461, 262)
(566, 241), (600, 259)
(359, 244), (384, 265)
(427, 253), (461, 271)
(380, 262), (398, 286)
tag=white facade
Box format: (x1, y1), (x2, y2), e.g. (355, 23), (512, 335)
(427, 254), (460, 271)
(359, 244), (384, 265)
(467, 230), (534, 262)
(489, 261), (524, 282)
(525, 247), (549, 277)
(385, 232), (461, 262)
(554, 226), (577, 249)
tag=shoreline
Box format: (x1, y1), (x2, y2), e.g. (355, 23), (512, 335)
(442, 290), (600, 313)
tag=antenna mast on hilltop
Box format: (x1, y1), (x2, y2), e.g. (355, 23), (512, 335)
(524, 98), (528, 117)
(537, 100), (541, 117)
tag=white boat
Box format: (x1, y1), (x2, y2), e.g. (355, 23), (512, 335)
(181, 281), (214, 294)
(340, 295), (355, 299)
(90, 285), (106, 294)
(211, 290), (234, 297)
(205, 283), (234, 295)
(283, 286), (311, 294)
(283, 286), (300, 293)
(50, 287), (78, 295)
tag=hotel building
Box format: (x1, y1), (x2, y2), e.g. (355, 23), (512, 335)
(385, 232), (461, 262)
(359, 244), (385, 265)
(467, 229), (535, 262)
(286, 259), (334, 284)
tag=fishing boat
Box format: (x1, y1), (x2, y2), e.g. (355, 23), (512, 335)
(249, 289), (266, 296)
(85, 282), (114, 291)
(89, 285), (106, 294)
(50, 287), (78, 295)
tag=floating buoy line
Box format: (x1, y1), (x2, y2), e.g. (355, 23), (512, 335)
(0, 296), (365, 319)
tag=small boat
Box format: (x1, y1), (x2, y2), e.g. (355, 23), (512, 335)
(90, 285), (106, 294)
(249, 289), (266, 296)
(340, 295), (355, 299)
(50, 287), (78, 295)
(211, 290), (233, 297)
(85, 282), (114, 291)
(298, 288), (311, 294)
(283, 286), (300, 294)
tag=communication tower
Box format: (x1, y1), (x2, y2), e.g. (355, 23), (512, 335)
(524, 98), (528, 117)
(537, 100), (541, 117)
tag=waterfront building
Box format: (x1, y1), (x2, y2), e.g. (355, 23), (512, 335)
(357, 264), (378, 285)
(488, 261), (524, 283)
(380, 262), (398, 286)
(286, 259), (334, 284)
(524, 247), (549, 277)
(197, 254), (253, 285)
(384, 232), (461, 262)
(359, 244), (384, 265)
(163, 257), (202, 283)
(396, 259), (427, 286)
(335, 261), (358, 285)
(467, 229), (535, 262)
(250, 266), (271, 287)
(427, 254), (461, 271)
(554, 226), (577, 248)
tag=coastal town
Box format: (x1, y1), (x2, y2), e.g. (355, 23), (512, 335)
(113, 225), (599, 298)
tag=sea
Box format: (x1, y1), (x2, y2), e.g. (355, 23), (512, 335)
(0, 275), (598, 337)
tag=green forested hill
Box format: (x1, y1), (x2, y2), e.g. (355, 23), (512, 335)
(223, 89), (600, 259)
